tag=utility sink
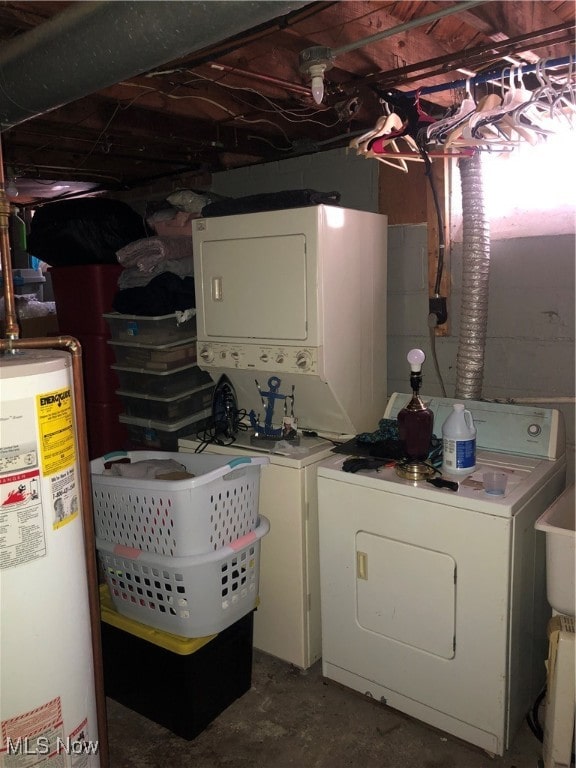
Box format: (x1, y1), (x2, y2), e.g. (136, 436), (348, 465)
(535, 485), (575, 617)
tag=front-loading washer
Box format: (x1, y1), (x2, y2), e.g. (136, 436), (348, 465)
(317, 394), (566, 756)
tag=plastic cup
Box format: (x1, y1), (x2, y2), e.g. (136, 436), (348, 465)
(483, 471), (508, 496)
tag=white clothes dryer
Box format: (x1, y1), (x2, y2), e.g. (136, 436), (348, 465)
(317, 394), (566, 756)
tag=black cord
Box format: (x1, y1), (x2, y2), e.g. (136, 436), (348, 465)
(193, 430), (236, 453)
(525, 686), (546, 743)
(193, 407), (249, 452)
(525, 685), (576, 765)
(421, 148), (446, 296)
(301, 430), (343, 446)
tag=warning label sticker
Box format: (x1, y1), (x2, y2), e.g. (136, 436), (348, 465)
(0, 696), (65, 768)
(0, 469), (46, 571)
(37, 389), (76, 476)
(51, 466), (79, 530)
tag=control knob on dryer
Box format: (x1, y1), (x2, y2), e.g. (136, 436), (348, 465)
(295, 350), (312, 371)
(199, 345), (214, 363)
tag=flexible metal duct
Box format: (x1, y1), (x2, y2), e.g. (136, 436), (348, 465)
(455, 152), (490, 400)
(0, 0), (305, 130)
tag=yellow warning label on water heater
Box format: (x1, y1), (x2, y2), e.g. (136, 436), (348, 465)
(37, 388), (76, 475)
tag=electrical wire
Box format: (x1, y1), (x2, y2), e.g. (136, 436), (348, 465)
(116, 81), (239, 117)
(114, 80), (301, 144)
(428, 312), (447, 397)
(246, 134), (294, 151)
(76, 104), (122, 167)
(193, 415), (249, 453)
(419, 145), (448, 397)
(525, 686), (546, 743)
(232, 116), (291, 143)
(525, 685), (575, 764)
(421, 149), (446, 296)
(184, 70), (342, 126)
(122, 72), (343, 130)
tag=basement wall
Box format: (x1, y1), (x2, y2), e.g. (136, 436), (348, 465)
(210, 147), (575, 482)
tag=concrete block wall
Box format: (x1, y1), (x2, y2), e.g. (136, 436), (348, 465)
(387, 225), (575, 483)
(212, 148), (575, 483)
(210, 147), (380, 212)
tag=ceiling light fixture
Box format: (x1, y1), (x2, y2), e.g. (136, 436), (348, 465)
(310, 64), (327, 105)
(299, 47), (333, 105)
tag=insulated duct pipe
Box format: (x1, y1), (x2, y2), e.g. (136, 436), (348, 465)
(0, 0), (305, 130)
(455, 152), (490, 400)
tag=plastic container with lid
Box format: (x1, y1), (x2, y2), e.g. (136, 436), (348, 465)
(104, 311), (196, 344)
(442, 403), (476, 475)
(112, 362), (212, 397)
(119, 408), (212, 450)
(108, 337), (197, 371)
(116, 382), (215, 421)
(0, 268), (45, 300)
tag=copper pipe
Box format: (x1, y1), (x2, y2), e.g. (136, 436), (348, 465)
(2, 131), (108, 763)
(209, 62), (312, 96)
(0, 335), (109, 766)
(0, 140), (20, 339)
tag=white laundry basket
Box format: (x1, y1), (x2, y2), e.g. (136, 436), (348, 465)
(97, 515), (269, 636)
(91, 450), (268, 556)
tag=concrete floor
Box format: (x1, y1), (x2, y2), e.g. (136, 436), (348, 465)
(106, 649), (546, 768)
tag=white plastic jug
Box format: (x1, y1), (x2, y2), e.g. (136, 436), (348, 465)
(442, 403), (476, 475)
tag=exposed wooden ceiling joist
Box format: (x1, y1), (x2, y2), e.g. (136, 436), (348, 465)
(0, 1), (573, 204)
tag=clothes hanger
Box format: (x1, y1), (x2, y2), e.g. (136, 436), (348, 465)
(350, 104), (410, 172)
(360, 89), (446, 168)
(349, 111), (406, 153)
(466, 68), (528, 144)
(367, 143), (476, 161)
(511, 58), (562, 137)
(549, 56), (576, 125)
(349, 115), (393, 152)
(504, 68), (541, 144)
(444, 93), (507, 149)
(426, 80), (477, 146)
(365, 145), (410, 173)
(368, 130), (421, 155)
(357, 86), (473, 160)
(482, 66), (540, 145)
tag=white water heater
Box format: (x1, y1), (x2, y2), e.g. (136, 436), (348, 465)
(0, 350), (99, 766)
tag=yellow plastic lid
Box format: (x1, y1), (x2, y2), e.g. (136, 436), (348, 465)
(99, 584), (216, 655)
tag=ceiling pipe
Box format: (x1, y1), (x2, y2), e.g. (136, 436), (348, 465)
(332, 0), (488, 57)
(210, 62), (312, 97)
(0, 0), (306, 130)
(299, 0), (488, 103)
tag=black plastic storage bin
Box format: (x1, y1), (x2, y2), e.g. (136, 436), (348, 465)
(100, 592), (254, 740)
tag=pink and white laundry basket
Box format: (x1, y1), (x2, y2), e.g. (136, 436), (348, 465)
(91, 450), (269, 637)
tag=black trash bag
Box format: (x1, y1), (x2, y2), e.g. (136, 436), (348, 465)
(201, 189), (341, 217)
(28, 198), (148, 267)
